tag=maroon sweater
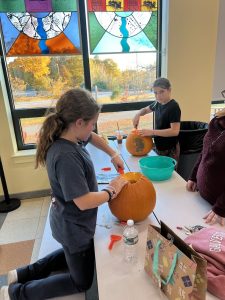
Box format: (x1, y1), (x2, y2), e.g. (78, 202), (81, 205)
(189, 116), (225, 217)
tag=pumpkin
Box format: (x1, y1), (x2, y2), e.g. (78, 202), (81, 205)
(108, 172), (156, 222)
(126, 129), (153, 156)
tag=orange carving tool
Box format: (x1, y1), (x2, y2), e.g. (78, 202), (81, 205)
(108, 234), (122, 250)
(101, 167), (111, 171)
(118, 168), (124, 174)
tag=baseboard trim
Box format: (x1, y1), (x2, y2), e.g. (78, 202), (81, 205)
(0, 189), (51, 201)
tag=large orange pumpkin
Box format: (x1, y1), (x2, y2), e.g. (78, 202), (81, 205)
(108, 172), (156, 222)
(126, 129), (153, 156)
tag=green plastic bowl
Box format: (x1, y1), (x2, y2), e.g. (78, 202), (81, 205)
(139, 156), (177, 181)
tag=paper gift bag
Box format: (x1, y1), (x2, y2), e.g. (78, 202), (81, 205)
(144, 222), (207, 300)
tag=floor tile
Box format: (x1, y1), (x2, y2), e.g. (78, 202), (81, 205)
(0, 240), (34, 275)
(5, 198), (43, 222)
(0, 211), (7, 228)
(0, 217), (39, 244)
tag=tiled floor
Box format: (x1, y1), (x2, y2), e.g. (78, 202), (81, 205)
(0, 196), (51, 287)
(0, 196), (98, 300)
(0, 197), (98, 300)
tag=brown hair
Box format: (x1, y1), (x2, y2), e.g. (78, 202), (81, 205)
(153, 77), (171, 90)
(215, 108), (225, 118)
(36, 88), (100, 168)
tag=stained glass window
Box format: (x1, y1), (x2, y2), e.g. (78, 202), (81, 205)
(0, 0), (161, 150)
(0, 12), (80, 56)
(87, 0), (158, 54)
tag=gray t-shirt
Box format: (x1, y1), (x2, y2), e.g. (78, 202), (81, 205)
(46, 138), (98, 254)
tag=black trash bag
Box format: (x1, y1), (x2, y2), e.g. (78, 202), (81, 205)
(178, 121), (208, 154)
(177, 121), (208, 181)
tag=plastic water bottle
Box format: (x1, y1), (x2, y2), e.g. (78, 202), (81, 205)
(123, 219), (139, 263)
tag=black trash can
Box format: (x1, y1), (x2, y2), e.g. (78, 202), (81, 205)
(177, 121), (208, 181)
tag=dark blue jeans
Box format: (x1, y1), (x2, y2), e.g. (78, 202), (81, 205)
(9, 242), (95, 300)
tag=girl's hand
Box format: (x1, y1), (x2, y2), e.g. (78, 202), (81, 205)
(203, 210), (225, 226)
(108, 176), (128, 198)
(186, 180), (197, 192)
(138, 129), (154, 137)
(111, 154), (124, 172)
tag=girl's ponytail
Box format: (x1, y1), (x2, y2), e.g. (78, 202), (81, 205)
(35, 113), (65, 168)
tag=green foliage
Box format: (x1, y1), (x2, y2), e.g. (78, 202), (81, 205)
(111, 88), (121, 100)
(94, 81), (107, 90)
(7, 55), (156, 102)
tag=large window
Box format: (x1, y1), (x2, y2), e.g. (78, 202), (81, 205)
(0, 0), (161, 150)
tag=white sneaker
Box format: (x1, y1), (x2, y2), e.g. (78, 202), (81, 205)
(0, 286), (10, 300)
(7, 269), (18, 285)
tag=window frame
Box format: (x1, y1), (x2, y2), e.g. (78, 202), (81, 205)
(0, 0), (162, 150)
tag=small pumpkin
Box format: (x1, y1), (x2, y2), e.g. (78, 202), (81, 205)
(126, 129), (153, 156)
(108, 172), (156, 222)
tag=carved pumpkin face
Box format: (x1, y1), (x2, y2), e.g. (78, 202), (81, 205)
(126, 129), (153, 156)
(108, 172), (156, 222)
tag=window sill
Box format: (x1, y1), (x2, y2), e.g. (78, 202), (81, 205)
(12, 149), (36, 164)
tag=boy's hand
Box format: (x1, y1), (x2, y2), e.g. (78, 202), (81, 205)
(132, 113), (140, 128)
(138, 129), (154, 137)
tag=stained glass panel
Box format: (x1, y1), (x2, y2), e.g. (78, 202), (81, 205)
(0, 0), (77, 12)
(25, 0), (52, 12)
(52, 0), (77, 12)
(87, 0), (157, 12)
(0, 12), (81, 56)
(88, 9), (157, 54)
(0, 0), (25, 12)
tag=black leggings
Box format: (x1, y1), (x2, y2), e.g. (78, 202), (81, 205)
(9, 243), (95, 300)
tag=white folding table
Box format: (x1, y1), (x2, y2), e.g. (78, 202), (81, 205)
(87, 141), (221, 300)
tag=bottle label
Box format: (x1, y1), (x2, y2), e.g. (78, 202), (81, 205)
(123, 235), (138, 245)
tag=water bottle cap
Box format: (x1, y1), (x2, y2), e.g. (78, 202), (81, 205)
(127, 219), (134, 226)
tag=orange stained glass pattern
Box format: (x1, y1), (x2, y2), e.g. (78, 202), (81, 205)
(45, 33), (80, 54)
(7, 32), (80, 56)
(7, 33), (42, 56)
